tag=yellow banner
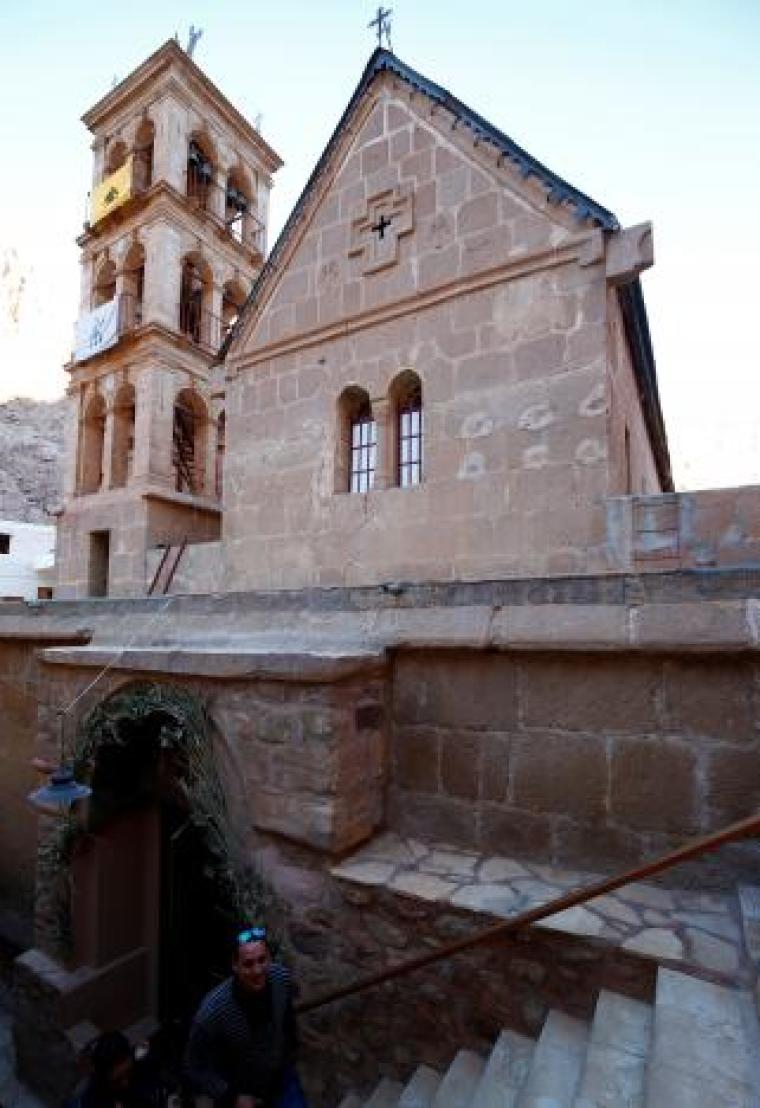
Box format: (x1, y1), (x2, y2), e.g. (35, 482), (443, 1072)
(91, 157), (133, 225)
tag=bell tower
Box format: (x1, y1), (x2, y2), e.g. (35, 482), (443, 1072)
(56, 39), (282, 598)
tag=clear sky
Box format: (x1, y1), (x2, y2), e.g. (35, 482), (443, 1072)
(1, 0), (758, 489)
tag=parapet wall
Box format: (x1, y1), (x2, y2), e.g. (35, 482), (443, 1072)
(608, 486), (760, 573)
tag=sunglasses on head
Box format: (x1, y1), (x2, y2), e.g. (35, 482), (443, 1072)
(237, 926), (267, 944)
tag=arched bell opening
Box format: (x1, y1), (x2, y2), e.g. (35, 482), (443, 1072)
(78, 392), (106, 494)
(133, 118), (155, 193)
(110, 382), (136, 488)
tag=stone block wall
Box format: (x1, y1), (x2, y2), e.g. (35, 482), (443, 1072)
(389, 649), (760, 880)
(224, 77), (644, 590)
(607, 486), (760, 572)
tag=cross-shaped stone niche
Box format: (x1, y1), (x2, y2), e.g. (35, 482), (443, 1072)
(349, 185), (414, 275)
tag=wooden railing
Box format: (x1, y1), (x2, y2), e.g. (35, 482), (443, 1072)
(297, 811), (760, 1014)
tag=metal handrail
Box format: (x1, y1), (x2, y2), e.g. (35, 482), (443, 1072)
(147, 545), (171, 596)
(297, 810), (760, 1014)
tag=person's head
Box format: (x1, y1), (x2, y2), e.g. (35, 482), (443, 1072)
(89, 1031), (134, 1092)
(233, 925), (271, 993)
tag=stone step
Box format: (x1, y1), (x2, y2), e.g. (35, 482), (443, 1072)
(645, 967), (759, 1107)
(431, 1050), (485, 1108)
(398, 1064), (443, 1108)
(516, 1010), (589, 1108)
(470, 1029), (534, 1108)
(573, 990), (652, 1108)
(365, 1077), (405, 1108)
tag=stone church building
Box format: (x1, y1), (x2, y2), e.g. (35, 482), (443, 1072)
(2, 38), (760, 1105)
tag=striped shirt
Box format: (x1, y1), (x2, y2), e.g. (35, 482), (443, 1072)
(184, 964), (297, 1102)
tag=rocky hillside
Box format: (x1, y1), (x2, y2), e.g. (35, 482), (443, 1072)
(0, 398), (66, 522)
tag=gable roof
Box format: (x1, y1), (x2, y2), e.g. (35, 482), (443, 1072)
(223, 48), (672, 491)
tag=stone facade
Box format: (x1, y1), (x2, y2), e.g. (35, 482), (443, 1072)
(223, 65), (664, 590)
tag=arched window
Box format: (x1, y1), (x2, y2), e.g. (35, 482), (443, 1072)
(104, 140), (128, 177)
(79, 394), (106, 494)
(336, 387), (376, 494)
(133, 119), (155, 193)
(92, 260), (117, 307)
(390, 370), (423, 487)
(225, 168), (250, 245)
(221, 280), (246, 341)
(121, 242), (145, 332)
(173, 388), (208, 495)
(215, 411), (226, 500)
(187, 136), (215, 210)
(179, 256), (212, 346)
(111, 384), (136, 489)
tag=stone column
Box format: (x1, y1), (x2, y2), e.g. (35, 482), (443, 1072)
(101, 397), (115, 490)
(210, 280), (224, 347)
(203, 404), (218, 499)
(211, 166), (227, 224)
(61, 390), (81, 501)
(142, 221), (182, 331)
(131, 366), (174, 488)
(151, 95), (187, 193)
(79, 258), (93, 315)
(258, 177), (272, 255)
(373, 398), (391, 490)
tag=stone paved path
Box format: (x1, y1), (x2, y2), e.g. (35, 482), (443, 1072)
(332, 833), (751, 982)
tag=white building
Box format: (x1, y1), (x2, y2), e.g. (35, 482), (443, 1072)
(0, 520), (56, 600)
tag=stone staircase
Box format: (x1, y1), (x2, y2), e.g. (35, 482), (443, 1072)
(338, 967), (760, 1108)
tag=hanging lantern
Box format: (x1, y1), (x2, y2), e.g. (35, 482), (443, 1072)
(28, 711), (92, 816)
(28, 766), (92, 816)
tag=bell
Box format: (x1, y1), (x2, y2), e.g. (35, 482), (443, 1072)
(28, 765), (92, 816)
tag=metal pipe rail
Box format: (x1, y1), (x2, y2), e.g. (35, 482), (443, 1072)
(297, 810), (760, 1014)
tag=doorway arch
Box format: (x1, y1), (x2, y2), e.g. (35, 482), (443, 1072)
(64, 681), (263, 1051)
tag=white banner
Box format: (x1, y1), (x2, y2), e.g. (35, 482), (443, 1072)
(75, 299), (119, 362)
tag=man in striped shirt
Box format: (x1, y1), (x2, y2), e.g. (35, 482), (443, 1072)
(184, 927), (305, 1108)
